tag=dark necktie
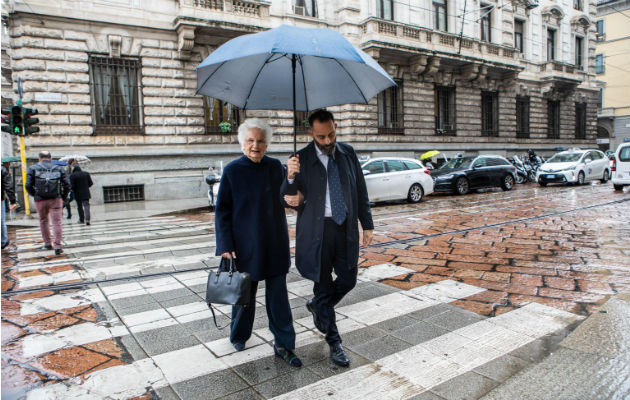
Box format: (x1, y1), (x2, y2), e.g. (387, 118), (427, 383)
(327, 155), (346, 225)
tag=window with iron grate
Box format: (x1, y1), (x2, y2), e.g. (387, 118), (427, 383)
(516, 96), (530, 138)
(89, 56), (143, 135)
(481, 91), (499, 136)
(103, 185), (145, 203)
(378, 79), (404, 134)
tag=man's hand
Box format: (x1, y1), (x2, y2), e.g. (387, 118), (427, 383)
(287, 155), (300, 180)
(9, 203), (18, 211)
(283, 190), (304, 208)
(361, 229), (373, 247)
(221, 251), (236, 259)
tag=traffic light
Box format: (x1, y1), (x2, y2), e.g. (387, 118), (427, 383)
(11, 105), (23, 135)
(1, 107), (11, 134)
(23, 107), (39, 135)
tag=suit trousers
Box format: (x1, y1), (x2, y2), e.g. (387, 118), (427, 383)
(34, 198), (63, 249)
(313, 218), (357, 345)
(76, 199), (91, 223)
(230, 273), (296, 350)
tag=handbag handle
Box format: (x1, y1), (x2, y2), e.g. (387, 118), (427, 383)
(220, 253), (237, 275)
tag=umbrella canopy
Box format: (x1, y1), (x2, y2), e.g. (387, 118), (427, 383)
(1, 156), (21, 163)
(420, 150), (440, 160)
(60, 154), (91, 164)
(196, 25), (396, 152)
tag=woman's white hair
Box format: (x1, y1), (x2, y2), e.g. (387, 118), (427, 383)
(237, 118), (273, 149)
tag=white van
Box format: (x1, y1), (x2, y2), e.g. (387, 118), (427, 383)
(612, 142), (630, 191)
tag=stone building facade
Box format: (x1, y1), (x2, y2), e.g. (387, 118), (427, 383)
(2, 0), (599, 203)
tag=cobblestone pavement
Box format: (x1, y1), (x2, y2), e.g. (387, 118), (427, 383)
(1, 182), (628, 399)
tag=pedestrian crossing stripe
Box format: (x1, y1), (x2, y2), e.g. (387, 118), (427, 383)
(25, 300), (582, 400)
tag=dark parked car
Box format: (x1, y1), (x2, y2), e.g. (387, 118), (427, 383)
(431, 156), (517, 195)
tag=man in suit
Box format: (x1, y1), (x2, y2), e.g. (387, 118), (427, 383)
(282, 109), (373, 367)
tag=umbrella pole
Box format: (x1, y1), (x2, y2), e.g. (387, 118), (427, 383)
(292, 54), (297, 156)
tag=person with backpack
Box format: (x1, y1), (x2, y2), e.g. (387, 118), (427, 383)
(25, 151), (71, 255)
(70, 165), (93, 225)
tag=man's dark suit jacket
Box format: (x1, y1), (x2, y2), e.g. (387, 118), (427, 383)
(281, 141), (374, 283)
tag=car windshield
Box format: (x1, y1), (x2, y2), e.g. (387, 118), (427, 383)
(439, 157), (474, 170)
(547, 153), (583, 163)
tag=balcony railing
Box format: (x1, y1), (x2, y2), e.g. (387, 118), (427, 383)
(180, 0), (270, 21)
(360, 18), (519, 66)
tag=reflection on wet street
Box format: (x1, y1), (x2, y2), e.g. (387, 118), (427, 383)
(2, 182), (628, 399)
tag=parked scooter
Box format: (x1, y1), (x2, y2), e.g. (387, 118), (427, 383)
(524, 150), (544, 182)
(508, 155), (529, 184)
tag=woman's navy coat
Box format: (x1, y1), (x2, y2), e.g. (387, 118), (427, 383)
(214, 155), (290, 281)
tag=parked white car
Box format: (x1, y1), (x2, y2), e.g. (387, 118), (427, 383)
(612, 142), (630, 191)
(537, 149), (611, 186)
(361, 157), (434, 203)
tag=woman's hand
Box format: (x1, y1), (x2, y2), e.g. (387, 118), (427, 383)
(221, 251), (237, 259)
(284, 190), (304, 208)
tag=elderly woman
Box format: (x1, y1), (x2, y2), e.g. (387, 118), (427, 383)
(214, 118), (302, 367)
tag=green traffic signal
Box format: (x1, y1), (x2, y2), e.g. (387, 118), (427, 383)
(11, 106), (23, 135)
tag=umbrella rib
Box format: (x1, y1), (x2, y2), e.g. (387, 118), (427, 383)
(332, 59), (369, 104)
(195, 61), (228, 96)
(297, 55), (309, 111)
(243, 53), (277, 110)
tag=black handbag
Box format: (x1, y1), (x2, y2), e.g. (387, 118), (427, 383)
(205, 255), (252, 329)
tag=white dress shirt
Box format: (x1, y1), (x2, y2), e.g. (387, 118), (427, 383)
(288, 145), (333, 217)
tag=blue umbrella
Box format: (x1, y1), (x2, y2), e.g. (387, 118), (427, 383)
(196, 25), (396, 153)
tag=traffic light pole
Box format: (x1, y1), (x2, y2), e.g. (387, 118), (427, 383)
(16, 99), (30, 216)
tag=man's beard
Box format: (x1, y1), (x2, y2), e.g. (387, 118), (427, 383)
(315, 141), (335, 156)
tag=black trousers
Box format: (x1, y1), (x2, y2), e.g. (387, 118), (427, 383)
(75, 199), (90, 223)
(230, 273), (296, 350)
(313, 218), (357, 345)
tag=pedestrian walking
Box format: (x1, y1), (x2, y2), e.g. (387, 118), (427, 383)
(214, 118), (302, 367)
(25, 151), (71, 255)
(70, 165), (93, 225)
(282, 109), (374, 367)
(2, 165), (19, 249)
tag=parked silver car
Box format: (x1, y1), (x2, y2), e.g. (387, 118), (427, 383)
(361, 157), (434, 203)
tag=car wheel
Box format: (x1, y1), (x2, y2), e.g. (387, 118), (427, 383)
(539, 181), (548, 187)
(515, 173), (525, 184)
(407, 183), (424, 203)
(600, 170), (609, 183)
(577, 171), (585, 185)
(455, 177), (469, 195)
(501, 175), (514, 191)
(614, 184), (623, 191)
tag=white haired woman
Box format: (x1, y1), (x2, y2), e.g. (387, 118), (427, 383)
(214, 118), (302, 367)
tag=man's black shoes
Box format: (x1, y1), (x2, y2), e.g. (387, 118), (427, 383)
(41, 244), (53, 251)
(329, 343), (350, 367)
(306, 299), (325, 334)
(54, 248), (63, 255)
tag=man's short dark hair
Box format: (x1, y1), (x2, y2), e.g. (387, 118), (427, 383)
(38, 151), (52, 159)
(308, 109), (334, 127)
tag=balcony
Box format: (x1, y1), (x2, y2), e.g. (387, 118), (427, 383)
(359, 18), (521, 71)
(176, 0), (271, 30)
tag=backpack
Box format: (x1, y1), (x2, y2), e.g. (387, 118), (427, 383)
(34, 168), (62, 199)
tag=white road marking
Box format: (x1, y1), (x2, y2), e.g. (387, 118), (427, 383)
(20, 280), (480, 359)
(272, 303), (584, 400)
(25, 301), (582, 400)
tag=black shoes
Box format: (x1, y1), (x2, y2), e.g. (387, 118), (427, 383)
(54, 248), (63, 255)
(1, 241), (9, 250)
(329, 343), (350, 367)
(274, 345), (302, 368)
(306, 298), (325, 334)
(41, 244), (53, 250)
(232, 341), (245, 351)
(86, 221), (90, 226)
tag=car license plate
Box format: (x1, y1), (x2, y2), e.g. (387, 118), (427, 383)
(546, 174), (556, 179)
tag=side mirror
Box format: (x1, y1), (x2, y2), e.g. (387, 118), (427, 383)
(362, 169), (371, 176)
